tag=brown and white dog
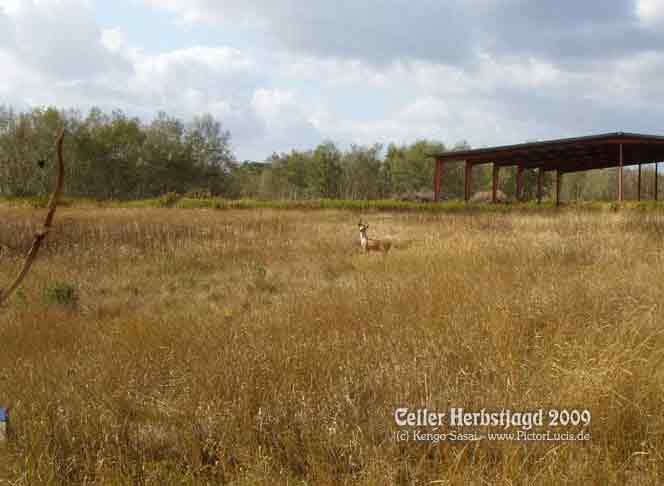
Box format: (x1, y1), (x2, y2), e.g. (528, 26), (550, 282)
(358, 222), (391, 254)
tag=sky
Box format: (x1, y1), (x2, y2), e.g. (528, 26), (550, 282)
(1, 0), (664, 161)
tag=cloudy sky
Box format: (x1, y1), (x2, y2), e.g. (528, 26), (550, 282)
(1, 0), (664, 160)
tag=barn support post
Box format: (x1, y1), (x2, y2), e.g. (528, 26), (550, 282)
(516, 165), (524, 202)
(656, 162), (659, 201)
(464, 161), (473, 202)
(638, 163), (642, 201)
(433, 159), (443, 202)
(537, 168), (544, 203)
(618, 143), (624, 202)
(555, 170), (562, 207)
(492, 164), (499, 203)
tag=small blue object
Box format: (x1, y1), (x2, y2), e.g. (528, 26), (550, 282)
(0, 408), (7, 422)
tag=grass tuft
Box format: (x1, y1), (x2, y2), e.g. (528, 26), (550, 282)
(42, 281), (79, 309)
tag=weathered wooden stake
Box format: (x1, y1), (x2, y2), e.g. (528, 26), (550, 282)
(656, 162), (659, 201)
(464, 161), (472, 202)
(433, 159), (443, 202)
(516, 165), (524, 202)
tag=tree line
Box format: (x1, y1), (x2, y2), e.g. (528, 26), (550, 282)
(0, 106), (658, 202)
(0, 107), (234, 200)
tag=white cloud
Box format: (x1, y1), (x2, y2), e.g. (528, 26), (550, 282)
(248, 87), (322, 156)
(636, 0), (664, 25)
(283, 56), (390, 87)
(0, 51), (41, 102)
(0, 7), (13, 48)
(252, 88), (295, 119)
(100, 28), (127, 53)
(0, 0), (130, 80)
(129, 46), (259, 108)
(140, 0), (476, 64)
(141, 0), (265, 28)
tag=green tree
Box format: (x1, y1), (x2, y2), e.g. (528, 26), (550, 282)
(311, 142), (342, 198)
(386, 140), (450, 197)
(340, 144), (384, 199)
(185, 114), (235, 195)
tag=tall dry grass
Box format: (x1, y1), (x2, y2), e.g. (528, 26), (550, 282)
(0, 208), (663, 485)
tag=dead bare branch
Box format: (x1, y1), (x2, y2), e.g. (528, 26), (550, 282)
(0, 128), (65, 306)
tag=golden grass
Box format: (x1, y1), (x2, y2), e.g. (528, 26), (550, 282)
(1, 208), (664, 485)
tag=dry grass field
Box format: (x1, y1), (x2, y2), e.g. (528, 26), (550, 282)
(1, 207), (664, 485)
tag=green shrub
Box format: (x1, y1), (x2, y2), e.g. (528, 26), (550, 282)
(184, 188), (213, 199)
(43, 281), (79, 308)
(175, 197), (218, 209)
(156, 192), (181, 208)
(25, 195), (51, 208)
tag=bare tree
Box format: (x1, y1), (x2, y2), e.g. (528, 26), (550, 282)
(0, 128), (65, 306)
